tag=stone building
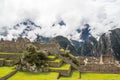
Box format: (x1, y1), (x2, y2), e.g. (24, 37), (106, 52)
(0, 38), (60, 54)
(100, 54), (115, 64)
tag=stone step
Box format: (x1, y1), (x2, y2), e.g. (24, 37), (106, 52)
(49, 63), (71, 76)
(48, 58), (63, 67)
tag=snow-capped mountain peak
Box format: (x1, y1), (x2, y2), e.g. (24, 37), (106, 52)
(0, 19), (91, 44)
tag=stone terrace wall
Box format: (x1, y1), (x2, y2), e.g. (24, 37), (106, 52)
(0, 38), (60, 54)
(80, 64), (120, 73)
(0, 54), (21, 60)
(48, 60), (63, 67)
(0, 38), (30, 52)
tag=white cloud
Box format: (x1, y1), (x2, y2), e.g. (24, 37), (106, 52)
(0, 0), (120, 40)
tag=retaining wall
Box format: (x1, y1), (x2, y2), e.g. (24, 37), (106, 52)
(48, 61), (63, 67)
(80, 64), (120, 73)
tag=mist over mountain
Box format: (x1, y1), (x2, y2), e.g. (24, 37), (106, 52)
(0, 0), (120, 58)
(0, 0), (120, 40)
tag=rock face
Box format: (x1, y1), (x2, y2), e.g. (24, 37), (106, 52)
(97, 28), (120, 60)
(77, 36), (97, 56)
(78, 28), (120, 60)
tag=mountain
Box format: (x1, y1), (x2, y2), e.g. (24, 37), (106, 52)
(96, 28), (120, 60)
(0, 19), (42, 41)
(52, 36), (78, 56)
(0, 19), (91, 48)
(1, 19), (120, 59)
(78, 28), (120, 60)
(77, 36), (97, 56)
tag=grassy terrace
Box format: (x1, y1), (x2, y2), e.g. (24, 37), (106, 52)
(8, 71), (59, 80)
(50, 58), (62, 62)
(0, 66), (14, 77)
(60, 70), (120, 80)
(49, 63), (71, 70)
(60, 70), (79, 80)
(47, 55), (56, 59)
(0, 67), (120, 80)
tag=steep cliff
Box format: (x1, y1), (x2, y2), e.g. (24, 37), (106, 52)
(97, 28), (120, 60)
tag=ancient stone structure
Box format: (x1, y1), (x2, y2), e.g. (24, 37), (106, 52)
(77, 54), (120, 73)
(0, 38), (60, 54)
(0, 37), (120, 77)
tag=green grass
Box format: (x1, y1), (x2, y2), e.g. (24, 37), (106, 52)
(47, 55), (56, 59)
(0, 52), (23, 54)
(8, 71), (59, 80)
(60, 70), (120, 80)
(1, 67), (120, 80)
(0, 66), (14, 77)
(50, 58), (61, 62)
(49, 63), (70, 70)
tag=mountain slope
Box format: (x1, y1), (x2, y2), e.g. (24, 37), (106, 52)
(96, 28), (120, 60)
(52, 36), (78, 56)
(77, 36), (97, 56)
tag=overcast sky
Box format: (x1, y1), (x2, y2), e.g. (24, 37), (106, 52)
(0, 0), (120, 39)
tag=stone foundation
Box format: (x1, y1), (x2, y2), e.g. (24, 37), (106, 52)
(80, 64), (120, 73)
(5, 60), (14, 66)
(0, 59), (5, 66)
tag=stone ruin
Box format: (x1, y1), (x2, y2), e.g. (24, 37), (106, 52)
(16, 44), (49, 72)
(0, 37), (60, 53)
(0, 37), (120, 74)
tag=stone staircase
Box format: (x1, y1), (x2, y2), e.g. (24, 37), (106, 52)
(47, 54), (72, 76)
(54, 51), (80, 72)
(0, 51), (79, 79)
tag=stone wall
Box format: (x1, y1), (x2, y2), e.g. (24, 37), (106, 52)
(0, 59), (4, 66)
(0, 38), (30, 52)
(0, 54), (21, 60)
(5, 60), (14, 66)
(0, 38), (60, 54)
(48, 61), (63, 67)
(76, 56), (120, 73)
(80, 64), (120, 73)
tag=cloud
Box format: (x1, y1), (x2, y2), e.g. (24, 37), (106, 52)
(0, 0), (120, 40)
